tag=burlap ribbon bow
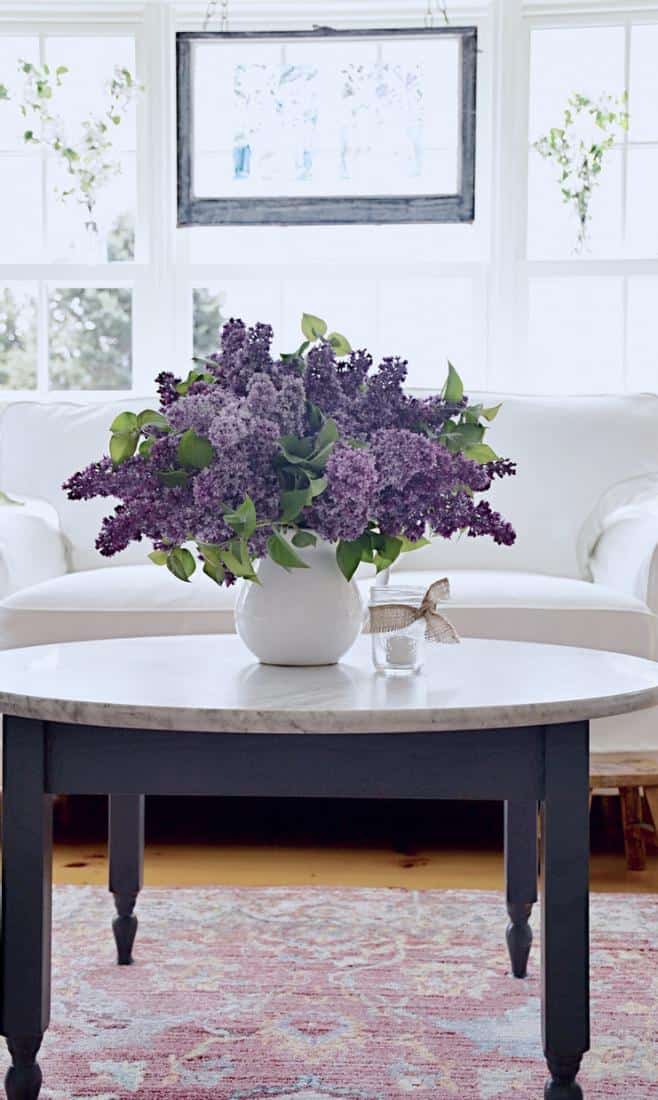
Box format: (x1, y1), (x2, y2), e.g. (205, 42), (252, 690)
(365, 578), (460, 644)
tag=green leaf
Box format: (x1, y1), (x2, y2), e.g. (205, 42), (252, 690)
(139, 437), (155, 457)
(306, 401), (324, 432)
(308, 441), (335, 472)
(138, 409), (169, 430)
(278, 435), (315, 465)
(398, 535), (430, 553)
(308, 476), (327, 498)
(197, 541), (223, 567)
(0, 490), (23, 507)
(203, 558), (225, 585)
(441, 420), (484, 453)
(464, 443), (498, 464)
(443, 362), (464, 403)
(301, 313), (328, 341)
(279, 434), (315, 459)
(159, 469), (189, 488)
(314, 418), (339, 452)
(373, 534), (402, 568)
(223, 495), (257, 539)
(219, 546), (258, 581)
(279, 488), (311, 524)
(110, 410), (139, 435)
(148, 550), (168, 566)
(327, 332), (352, 356)
(23, 128), (34, 142)
(177, 429), (213, 470)
(167, 546), (196, 582)
(292, 530), (317, 549)
(56, 65), (68, 76)
(482, 403), (502, 421)
(267, 531), (310, 571)
(336, 537), (365, 582)
(0, 85), (9, 100)
(110, 433), (137, 465)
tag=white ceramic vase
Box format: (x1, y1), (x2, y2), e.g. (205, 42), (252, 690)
(234, 540), (363, 666)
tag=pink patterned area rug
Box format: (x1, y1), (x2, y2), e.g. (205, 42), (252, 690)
(3, 886), (657, 1099)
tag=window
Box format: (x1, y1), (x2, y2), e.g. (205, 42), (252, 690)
(177, 26), (477, 225)
(522, 13), (658, 394)
(0, 24), (140, 396)
(1, 1), (656, 402)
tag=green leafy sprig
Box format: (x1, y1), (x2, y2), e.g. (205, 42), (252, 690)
(2, 60), (142, 240)
(533, 91), (629, 252)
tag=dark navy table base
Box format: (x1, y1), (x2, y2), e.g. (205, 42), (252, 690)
(0, 717), (590, 1099)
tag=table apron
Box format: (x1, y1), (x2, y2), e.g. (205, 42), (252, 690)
(44, 724), (545, 800)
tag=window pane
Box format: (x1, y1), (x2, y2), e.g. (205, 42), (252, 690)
(629, 25), (658, 142)
(528, 278), (624, 394)
(48, 287), (132, 391)
(47, 153), (136, 263)
(379, 278), (478, 389)
(625, 146), (658, 258)
(0, 37), (39, 149)
(193, 287), (226, 360)
(196, 280), (282, 339)
(192, 33), (461, 199)
(281, 279), (377, 354)
(0, 284), (37, 390)
(627, 277), (658, 392)
(0, 154), (42, 261)
(529, 27), (625, 143)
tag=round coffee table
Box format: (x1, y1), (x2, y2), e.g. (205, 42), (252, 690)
(1, 634), (657, 1100)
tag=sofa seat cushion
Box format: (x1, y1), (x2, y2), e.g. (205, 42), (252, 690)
(0, 564), (654, 661)
(385, 569), (656, 660)
(0, 563), (237, 648)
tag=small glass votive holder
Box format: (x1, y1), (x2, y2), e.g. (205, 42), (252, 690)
(369, 585), (427, 675)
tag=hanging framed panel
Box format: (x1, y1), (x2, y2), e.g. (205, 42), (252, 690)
(176, 25), (477, 226)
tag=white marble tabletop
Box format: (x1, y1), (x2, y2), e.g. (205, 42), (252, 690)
(0, 635), (657, 735)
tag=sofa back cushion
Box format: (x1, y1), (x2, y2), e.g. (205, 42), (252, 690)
(395, 392), (658, 579)
(2, 392), (658, 578)
(0, 398), (150, 571)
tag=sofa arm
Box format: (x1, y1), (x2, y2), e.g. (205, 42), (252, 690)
(0, 496), (68, 599)
(588, 512), (658, 613)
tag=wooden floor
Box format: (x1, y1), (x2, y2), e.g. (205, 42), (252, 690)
(50, 794), (658, 893)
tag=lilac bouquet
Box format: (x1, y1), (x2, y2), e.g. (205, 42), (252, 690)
(64, 313), (516, 585)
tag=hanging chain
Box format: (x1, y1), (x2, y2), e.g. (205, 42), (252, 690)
(203, 0), (229, 32)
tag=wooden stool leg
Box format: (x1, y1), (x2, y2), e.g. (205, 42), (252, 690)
(619, 786), (647, 871)
(645, 787), (658, 842)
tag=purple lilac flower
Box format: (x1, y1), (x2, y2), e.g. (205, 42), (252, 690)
(63, 315), (517, 582)
(307, 443), (378, 542)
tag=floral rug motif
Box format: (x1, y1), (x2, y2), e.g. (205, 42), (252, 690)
(3, 886), (658, 1099)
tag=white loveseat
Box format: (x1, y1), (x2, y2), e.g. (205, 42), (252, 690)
(1, 393), (657, 753)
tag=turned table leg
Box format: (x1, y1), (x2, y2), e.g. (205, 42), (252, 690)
(1, 718), (53, 1100)
(504, 799), (538, 978)
(542, 722), (590, 1099)
(109, 794), (144, 965)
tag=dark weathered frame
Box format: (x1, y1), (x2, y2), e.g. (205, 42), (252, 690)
(176, 26), (477, 226)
